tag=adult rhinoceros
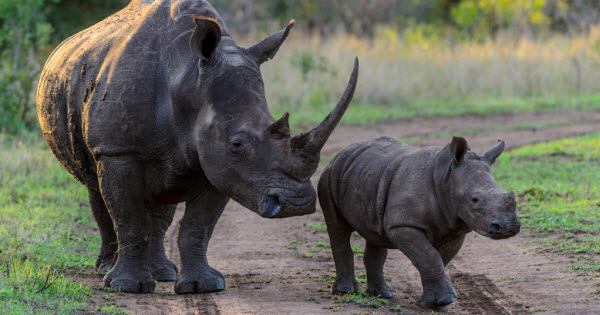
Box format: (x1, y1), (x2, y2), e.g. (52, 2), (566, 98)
(37, 0), (358, 294)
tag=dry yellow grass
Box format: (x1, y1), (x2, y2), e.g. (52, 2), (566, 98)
(236, 27), (600, 123)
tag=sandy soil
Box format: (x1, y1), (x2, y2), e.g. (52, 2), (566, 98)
(83, 111), (600, 314)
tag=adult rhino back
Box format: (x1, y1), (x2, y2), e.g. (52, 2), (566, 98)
(37, 0), (359, 294)
(37, 0), (218, 189)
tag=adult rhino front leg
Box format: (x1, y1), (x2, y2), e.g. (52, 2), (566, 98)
(387, 227), (456, 312)
(98, 157), (156, 293)
(175, 184), (229, 294)
(148, 204), (178, 281)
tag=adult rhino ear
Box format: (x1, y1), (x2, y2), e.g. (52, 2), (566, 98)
(483, 140), (505, 165)
(450, 136), (468, 164)
(248, 19), (294, 65)
(190, 16), (222, 62)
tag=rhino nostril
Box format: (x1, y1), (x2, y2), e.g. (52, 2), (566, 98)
(489, 223), (502, 234)
(265, 194), (281, 217)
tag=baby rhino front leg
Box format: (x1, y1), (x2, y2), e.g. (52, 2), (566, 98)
(388, 227), (456, 312)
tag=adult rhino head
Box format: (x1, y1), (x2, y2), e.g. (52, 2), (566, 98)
(190, 17), (359, 218)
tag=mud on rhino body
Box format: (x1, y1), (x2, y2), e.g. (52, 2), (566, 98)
(318, 136), (520, 311)
(37, 0), (358, 294)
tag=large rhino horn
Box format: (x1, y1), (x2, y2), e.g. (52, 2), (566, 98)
(291, 57), (359, 156)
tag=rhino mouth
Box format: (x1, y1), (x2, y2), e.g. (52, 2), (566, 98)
(486, 219), (521, 240)
(258, 188), (316, 218)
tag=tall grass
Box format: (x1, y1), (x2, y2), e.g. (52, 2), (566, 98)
(244, 27), (600, 127)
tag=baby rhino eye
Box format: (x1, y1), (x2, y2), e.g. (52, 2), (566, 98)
(471, 193), (480, 204)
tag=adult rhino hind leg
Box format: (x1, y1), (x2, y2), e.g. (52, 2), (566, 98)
(364, 242), (392, 298)
(98, 157), (155, 293)
(148, 204), (178, 281)
(175, 184), (229, 294)
(88, 188), (118, 274)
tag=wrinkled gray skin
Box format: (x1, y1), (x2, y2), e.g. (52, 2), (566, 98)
(37, 0), (358, 294)
(318, 136), (520, 311)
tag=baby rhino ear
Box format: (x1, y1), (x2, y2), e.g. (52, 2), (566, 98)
(190, 16), (222, 62)
(450, 136), (468, 164)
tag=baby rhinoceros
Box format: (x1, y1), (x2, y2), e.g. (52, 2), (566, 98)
(318, 136), (520, 311)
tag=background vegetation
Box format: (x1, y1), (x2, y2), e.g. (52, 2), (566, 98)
(3, 0), (600, 133)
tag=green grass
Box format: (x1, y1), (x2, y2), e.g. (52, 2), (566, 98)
(280, 94), (600, 130)
(493, 132), (600, 269)
(283, 241), (298, 249)
(330, 291), (388, 308)
(0, 139), (98, 313)
(306, 222), (328, 232)
(96, 304), (130, 314)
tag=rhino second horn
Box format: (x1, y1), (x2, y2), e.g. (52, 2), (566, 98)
(483, 139), (505, 165)
(291, 57), (359, 155)
(265, 112), (290, 138)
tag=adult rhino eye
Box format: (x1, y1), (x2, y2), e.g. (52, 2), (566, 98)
(471, 194), (480, 203)
(228, 139), (247, 156)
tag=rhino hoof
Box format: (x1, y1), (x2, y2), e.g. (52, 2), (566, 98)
(97, 261), (114, 274)
(95, 254), (117, 275)
(416, 291), (455, 311)
(331, 279), (360, 294)
(152, 267), (178, 282)
(367, 287), (393, 299)
(174, 272), (225, 294)
(104, 272), (156, 293)
(150, 259), (178, 282)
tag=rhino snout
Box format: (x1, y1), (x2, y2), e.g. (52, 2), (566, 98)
(488, 217), (521, 239)
(258, 187), (316, 219)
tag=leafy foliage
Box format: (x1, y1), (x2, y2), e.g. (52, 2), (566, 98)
(0, 0), (55, 134)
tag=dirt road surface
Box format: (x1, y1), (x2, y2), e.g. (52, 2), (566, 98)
(83, 111), (600, 314)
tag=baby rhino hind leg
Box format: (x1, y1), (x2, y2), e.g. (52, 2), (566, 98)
(326, 219), (359, 294)
(364, 242), (392, 298)
(319, 183), (359, 293)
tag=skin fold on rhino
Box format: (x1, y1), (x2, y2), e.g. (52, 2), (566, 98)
(36, 0), (358, 294)
(318, 136), (520, 311)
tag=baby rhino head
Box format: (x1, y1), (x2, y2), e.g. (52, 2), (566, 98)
(438, 137), (520, 240)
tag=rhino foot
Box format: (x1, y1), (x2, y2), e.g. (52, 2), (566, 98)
(367, 286), (392, 299)
(331, 278), (360, 294)
(175, 268), (225, 294)
(149, 257), (178, 282)
(416, 281), (456, 311)
(104, 267), (156, 293)
(95, 252), (117, 274)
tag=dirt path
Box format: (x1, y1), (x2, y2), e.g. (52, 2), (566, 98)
(85, 111), (600, 314)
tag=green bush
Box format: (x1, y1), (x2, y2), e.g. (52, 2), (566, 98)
(0, 0), (54, 134)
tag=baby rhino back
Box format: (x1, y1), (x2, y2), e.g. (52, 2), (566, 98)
(318, 136), (414, 244)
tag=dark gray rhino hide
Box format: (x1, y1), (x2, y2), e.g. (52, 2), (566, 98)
(318, 136), (520, 311)
(37, 0), (358, 294)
